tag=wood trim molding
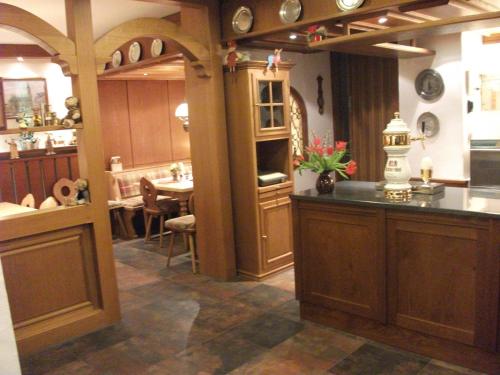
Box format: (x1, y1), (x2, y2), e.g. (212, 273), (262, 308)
(94, 17), (211, 77)
(0, 3), (76, 74)
(0, 44), (51, 59)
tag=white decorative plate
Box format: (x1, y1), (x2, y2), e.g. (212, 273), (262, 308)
(232, 6), (253, 34)
(128, 41), (142, 63)
(336, 0), (365, 11)
(151, 39), (164, 57)
(279, 0), (302, 24)
(111, 50), (122, 68)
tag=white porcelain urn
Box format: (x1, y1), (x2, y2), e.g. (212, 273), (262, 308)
(383, 112), (412, 200)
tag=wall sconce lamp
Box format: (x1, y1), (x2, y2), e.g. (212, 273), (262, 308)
(175, 102), (189, 131)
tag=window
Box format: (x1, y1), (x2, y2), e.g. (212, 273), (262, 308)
(290, 87), (308, 167)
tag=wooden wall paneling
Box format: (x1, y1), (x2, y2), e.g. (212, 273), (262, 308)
(127, 80), (173, 166)
(98, 80), (134, 169)
(0, 162), (15, 202)
(69, 154), (79, 180)
(41, 158), (57, 200)
(167, 80), (191, 160)
(26, 159), (45, 207)
(54, 155), (71, 181)
(12, 161), (29, 204)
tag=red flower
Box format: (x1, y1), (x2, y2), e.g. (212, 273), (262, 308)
(335, 141), (347, 151)
(326, 145), (334, 156)
(345, 160), (357, 176)
(313, 136), (321, 146)
(307, 25), (319, 34)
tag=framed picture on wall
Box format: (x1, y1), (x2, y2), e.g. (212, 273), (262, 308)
(1, 78), (48, 128)
(480, 74), (500, 111)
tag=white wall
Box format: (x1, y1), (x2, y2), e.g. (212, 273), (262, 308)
(247, 49), (333, 192)
(399, 33), (468, 181)
(0, 58), (73, 152)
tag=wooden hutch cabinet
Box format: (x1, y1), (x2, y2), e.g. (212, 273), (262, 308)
(224, 61), (294, 280)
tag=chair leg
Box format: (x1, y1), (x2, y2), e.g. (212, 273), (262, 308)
(188, 234), (196, 273)
(159, 215), (165, 248)
(183, 233), (189, 252)
(167, 232), (175, 267)
(144, 214), (153, 242)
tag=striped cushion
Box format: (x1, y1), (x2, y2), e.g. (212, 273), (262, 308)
(165, 215), (195, 231)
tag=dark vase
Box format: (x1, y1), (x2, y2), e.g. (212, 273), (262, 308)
(316, 171), (334, 194)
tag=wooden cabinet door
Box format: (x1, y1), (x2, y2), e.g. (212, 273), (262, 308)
(259, 196), (293, 273)
(387, 213), (498, 351)
(252, 70), (291, 139)
(297, 203), (386, 322)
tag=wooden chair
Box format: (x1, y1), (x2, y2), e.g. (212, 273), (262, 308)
(139, 177), (179, 248)
(165, 194), (196, 273)
(20, 193), (35, 208)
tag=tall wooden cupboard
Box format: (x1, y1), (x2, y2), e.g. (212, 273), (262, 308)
(224, 61), (294, 280)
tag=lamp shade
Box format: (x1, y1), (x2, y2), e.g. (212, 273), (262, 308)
(175, 102), (189, 118)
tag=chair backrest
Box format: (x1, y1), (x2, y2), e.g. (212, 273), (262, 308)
(40, 196), (58, 210)
(188, 193), (195, 215)
(140, 177), (160, 211)
(20, 193), (35, 208)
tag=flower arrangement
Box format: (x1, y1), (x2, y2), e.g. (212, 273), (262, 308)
(298, 134), (357, 193)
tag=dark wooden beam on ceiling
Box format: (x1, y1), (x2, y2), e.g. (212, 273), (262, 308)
(0, 44), (51, 58)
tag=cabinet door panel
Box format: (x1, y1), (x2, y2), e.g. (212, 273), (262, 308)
(259, 197), (293, 272)
(127, 81), (173, 166)
(298, 204), (385, 322)
(387, 215), (497, 350)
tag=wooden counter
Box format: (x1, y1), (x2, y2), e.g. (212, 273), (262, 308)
(291, 181), (500, 373)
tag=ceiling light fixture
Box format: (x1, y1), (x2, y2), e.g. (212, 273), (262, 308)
(16, 56), (24, 62)
(143, 73), (148, 76)
(289, 33), (298, 40)
(378, 17), (388, 24)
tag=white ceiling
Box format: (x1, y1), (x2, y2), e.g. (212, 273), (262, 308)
(0, 0), (179, 44)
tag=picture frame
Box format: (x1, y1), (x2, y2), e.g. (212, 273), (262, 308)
(1, 78), (48, 129)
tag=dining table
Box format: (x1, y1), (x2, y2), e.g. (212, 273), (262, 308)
(0, 202), (37, 219)
(152, 179), (194, 216)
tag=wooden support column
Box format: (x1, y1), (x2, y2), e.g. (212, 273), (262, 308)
(65, 0), (120, 320)
(181, 1), (236, 280)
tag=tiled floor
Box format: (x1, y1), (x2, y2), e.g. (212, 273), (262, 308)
(21, 238), (485, 375)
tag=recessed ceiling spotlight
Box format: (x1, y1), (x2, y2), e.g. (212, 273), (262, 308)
(17, 56), (24, 62)
(143, 73), (149, 76)
(378, 17), (388, 24)
(289, 33), (298, 40)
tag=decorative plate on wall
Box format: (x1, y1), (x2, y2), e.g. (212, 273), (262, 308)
(128, 41), (142, 63)
(151, 39), (164, 57)
(415, 69), (444, 101)
(111, 50), (122, 68)
(232, 6), (253, 34)
(279, 0), (302, 24)
(417, 112), (440, 138)
(336, 0), (365, 11)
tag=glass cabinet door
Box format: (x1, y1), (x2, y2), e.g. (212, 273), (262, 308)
(254, 79), (289, 137)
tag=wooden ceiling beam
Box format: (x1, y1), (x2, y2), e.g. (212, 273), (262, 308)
(386, 11), (427, 23)
(310, 10), (500, 50)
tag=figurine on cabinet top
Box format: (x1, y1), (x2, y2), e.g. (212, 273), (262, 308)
(223, 40), (251, 73)
(62, 96), (82, 128)
(266, 48), (283, 73)
(5, 139), (19, 159)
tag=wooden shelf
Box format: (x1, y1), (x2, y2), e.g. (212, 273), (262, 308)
(0, 124), (83, 135)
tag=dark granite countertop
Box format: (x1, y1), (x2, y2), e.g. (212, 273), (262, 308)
(291, 181), (500, 219)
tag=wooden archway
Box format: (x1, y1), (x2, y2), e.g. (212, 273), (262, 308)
(94, 17), (211, 77)
(0, 3), (76, 74)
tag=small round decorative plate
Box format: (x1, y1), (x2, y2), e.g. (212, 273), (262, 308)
(232, 6), (253, 34)
(336, 0), (365, 11)
(111, 50), (122, 68)
(279, 0), (302, 24)
(415, 69), (444, 101)
(128, 41), (142, 63)
(151, 39), (164, 57)
(417, 112), (440, 138)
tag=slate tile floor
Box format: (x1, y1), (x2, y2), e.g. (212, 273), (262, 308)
(21, 238), (486, 375)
